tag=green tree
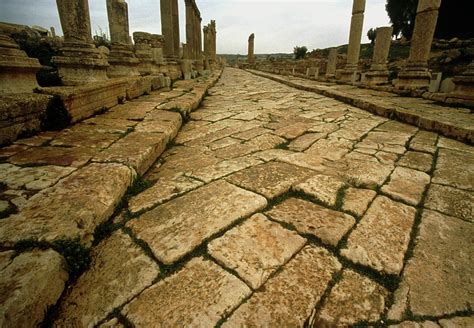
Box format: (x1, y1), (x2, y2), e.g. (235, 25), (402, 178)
(293, 46), (308, 60)
(386, 0), (417, 39)
(367, 28), (377, 45)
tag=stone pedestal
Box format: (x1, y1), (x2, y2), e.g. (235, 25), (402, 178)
(248, 33), (255, 65)
(0, 33), (41, 93)
(396, 0), (442, 90)
(151, 34), (165, 74)
(326, 48), (337, 78)
(106, 0), (140, 78)
(448, 61), (474, 106)
(339, 0), (365, 82)
(133, 32), (154, 76)
(365, 26), (393, 86)
(52, 0), (108, 86)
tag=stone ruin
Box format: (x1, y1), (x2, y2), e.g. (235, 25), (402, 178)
(250, 0), (474, 107)
(0, 0), (222, 145)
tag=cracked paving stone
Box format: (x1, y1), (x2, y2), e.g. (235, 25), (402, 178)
(338, 158), (394, 189)
(273, 122), (314, 140)
(342, 187), (377, 217)
(127, 180), (267, 264)
(305, 137), (353, 161)
(409, 131), (438, 154)
(0, 163), (134, 246)
(56, 231), (160, 327)
(397, 151), (433, 173)
(439, 317), (474, 328)
(432, 148), (474, 191)
(122, 257), (251, 327)
(8, 146), (98, 167)
(0, 249), (68, 327)
(226, 161), (315, 199)
(50, 128), (121, 149)
(425, 184), (473, 222)
(389, 322), (440, 328)
(313, 269), (389, 327)
(341, 196), (416, 275)
(189, 156), (262, 183)
(293, 173), (345, 207)
(381, 166), (430, 206)
(389, 210), (474, 318)
(128, 173), (203, 214)
(251, 149), (295, 162)
(266, 198), (355, 247)
(222, 245), (341, 327)
(98, 318), (125, 328)
(288, 132), (326, 152)
(208, 213), (306, 290)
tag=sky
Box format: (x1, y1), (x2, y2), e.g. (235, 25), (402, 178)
(0, 0), (391, 54)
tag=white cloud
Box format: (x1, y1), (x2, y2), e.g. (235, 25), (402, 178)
(0, 0), (390, 54)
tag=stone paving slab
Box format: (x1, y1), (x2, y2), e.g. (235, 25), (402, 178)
(381, 166), (431, 206)
(222, 245), (341, 327)
(56, 231), (160, 327)
(208, 213), (306, 289)
(122, 257), (251, 327)
(127, 180), (267, 264)
(248, 70), (474, 143)
(425, 183), (473, 222)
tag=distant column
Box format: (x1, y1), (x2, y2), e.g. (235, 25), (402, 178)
(365, 26), (393, 85)
(106, 0), (139, 77)
(171, 0), (180, 58)
(185, 0), (195, 59)
(396, 0), (442, 89)
(326, 48), (337, 78)
(339, 0), (365, 82)
(211, 21), (217, 62)
(160, 0), (174, 58)
(52, 0), (108, 85)
(248, 33), (255, 64)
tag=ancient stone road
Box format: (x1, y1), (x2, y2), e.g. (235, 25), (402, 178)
(12, 68), (474, 326)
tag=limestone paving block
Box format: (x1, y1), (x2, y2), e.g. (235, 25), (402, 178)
(122, 257), (251, 326)
(397, 151), (433, 173)
(222, 245), (341, 327)
(0, 163), (134, 246)
(314, 270), (389, 327)
(305, 137), (354, 161)
(266, 198), (355, 247)
(338, 158), (394, 189)
(425, 184), (473, 222)
(439, 317), (474, 328)
(189, 156), (262, 183)
(432, 149), (474, 191)
(342, 187), (377, 217)
(381, 166), (430, 206)
(208, 214), (306, 289)
(128, 173), (204, 213)
(273, 122), (314, 139)
(50, 127), (121, 149)
(93, 132), (168, 175)
(389, 322), (440, 328)
(390, 210), (473, 317)
(288, 133), (327, 151)
(127, 180), (267, 264)
(341, 196), (416, 275)
(293, 174), (345, 207)
(226, 161), (315, 199)
(8, 146), (99, 167)
(0, 249), (68, 328)
(56, 231), (160, 327)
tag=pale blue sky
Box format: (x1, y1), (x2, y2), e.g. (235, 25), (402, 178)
(0, 0), (390, 54)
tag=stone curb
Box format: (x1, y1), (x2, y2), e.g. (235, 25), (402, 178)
(0, 70), (223, 327)
(247, 69), (473, 144)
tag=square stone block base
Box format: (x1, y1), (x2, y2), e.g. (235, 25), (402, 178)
(395, 70), (431, 90)
(364, 71), (389, 86)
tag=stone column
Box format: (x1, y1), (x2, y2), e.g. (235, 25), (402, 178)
(106, 0), (140, 77)
(326, 48), (337, 78)
(197, 16), (202, 59)
(0, 32), (41, 93)
(133, 32), (154, 75)
(365, 26), (393, 85)
(396, 0), (442, 89)
(50, 27), (56, 38)
(203, 26), (210, 70)
(52, 0), (108, 85)
(160, 0), (175, 59)
(210, 20), (217, 63)
(171, 0), (180, 58)
(151, 34), (165, 66)
(339, 0), (365, 82)
(185, 0), (195, 60)
(248, 33), (255, 65)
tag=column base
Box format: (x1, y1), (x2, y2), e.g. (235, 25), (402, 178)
(447, 75), (474, 106)
(181, 59), (193, 80)
(52, 43), (109, 86)
(395, 69), (431, 90)
(107, 44), (140, 78)
(337, 69), (360, 83)
(364, 70), (389, 86)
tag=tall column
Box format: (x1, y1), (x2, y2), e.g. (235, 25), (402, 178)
(396, 0), (442, 89)
(185, 0), (195, 59)
(248, 33), (255, 65)
(211, 20), (217, 63)
(326, 48), (337, 78)
(106, 0), (139, 77)
(203, 25), (210, 70)
(339, 0), (365, 82)
(160, 0), (174, 59)
(171, 0), (180, 58)
(365, 26), (393, 85)
(197, 16), (202, 59)
(52, 0), (108, 85)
